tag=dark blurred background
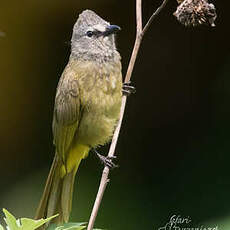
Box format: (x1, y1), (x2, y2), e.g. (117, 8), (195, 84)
(0, 0), (230, 229)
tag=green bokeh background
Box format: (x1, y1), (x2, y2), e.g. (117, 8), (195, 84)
(0, 0), (230, 229)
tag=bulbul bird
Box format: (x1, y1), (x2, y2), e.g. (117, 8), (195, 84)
(35, 10), (122, 225)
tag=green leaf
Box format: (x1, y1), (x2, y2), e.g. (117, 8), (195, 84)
(48, 222), (86, 230)
(2, 209), (58, 230)
(1, 209), (103, 230)
(3, 209), (19, 230)
(20, 215), (59, 230)
(63, 226), (85, 230)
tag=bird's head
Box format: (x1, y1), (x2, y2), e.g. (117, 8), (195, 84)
(71, 10), (121, 62)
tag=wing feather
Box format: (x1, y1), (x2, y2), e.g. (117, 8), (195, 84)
(52, 65), (81, 162)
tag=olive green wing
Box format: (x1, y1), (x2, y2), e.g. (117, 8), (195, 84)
(52, 65), (82, 163)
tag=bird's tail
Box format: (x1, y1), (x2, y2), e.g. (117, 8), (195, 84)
(35, 153), (81, 228)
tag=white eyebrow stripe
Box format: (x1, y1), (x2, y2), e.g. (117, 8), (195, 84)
(93, 24), (107, 32)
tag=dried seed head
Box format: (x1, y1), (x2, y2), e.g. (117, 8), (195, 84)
(174, 0), (217, 27)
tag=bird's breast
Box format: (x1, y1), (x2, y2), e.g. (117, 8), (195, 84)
(76, 60), (122, 147)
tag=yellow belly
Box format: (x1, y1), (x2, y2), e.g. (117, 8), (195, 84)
(64, 91), (121, 174)
(64, 59), (122, 174)
(63, 144), (89, 175)
(77, 90), (121, 147)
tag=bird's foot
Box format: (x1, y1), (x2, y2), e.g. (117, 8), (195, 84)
(122, 81), (136, 96)
(95, 150), (118, 169)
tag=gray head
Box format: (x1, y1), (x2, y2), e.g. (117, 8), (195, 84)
(71, 10), (120, 62)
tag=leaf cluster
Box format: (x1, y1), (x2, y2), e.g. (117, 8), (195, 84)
(0, 209), (102, 230)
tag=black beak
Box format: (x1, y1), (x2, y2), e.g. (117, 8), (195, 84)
(103, 25), (121, 36)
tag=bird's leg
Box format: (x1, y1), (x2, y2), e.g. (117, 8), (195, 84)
(122, 81), (136, 96)
(94, 149), (118, 169)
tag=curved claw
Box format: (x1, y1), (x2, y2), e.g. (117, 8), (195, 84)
(122, 82), (136, 96)
(96, 152), (118, 169)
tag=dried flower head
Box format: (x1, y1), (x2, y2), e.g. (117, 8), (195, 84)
(174, 0), (217, 27)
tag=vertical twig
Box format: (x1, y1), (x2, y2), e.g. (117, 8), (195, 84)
(87, 1), (168, 229)
(142, 0), (169, 35)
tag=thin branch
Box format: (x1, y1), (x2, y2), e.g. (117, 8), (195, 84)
(87, 0), (168, 229)
(142, 0), (169, 35)
(124, 0), (143, 84)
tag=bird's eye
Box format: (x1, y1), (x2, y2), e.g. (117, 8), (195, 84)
(86, 31), (94, 37)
